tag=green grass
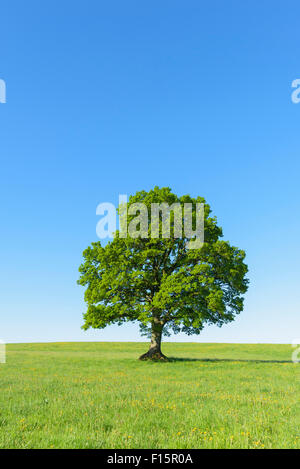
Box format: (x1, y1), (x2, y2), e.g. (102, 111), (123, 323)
(0, 342), (299, 449)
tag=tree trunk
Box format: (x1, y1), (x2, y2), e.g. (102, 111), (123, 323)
(139, 321), (168, 360)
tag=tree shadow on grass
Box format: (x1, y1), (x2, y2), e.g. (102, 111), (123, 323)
(167, 357), (292, 364)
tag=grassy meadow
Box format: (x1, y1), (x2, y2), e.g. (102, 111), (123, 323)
(0, 342), (299, 449)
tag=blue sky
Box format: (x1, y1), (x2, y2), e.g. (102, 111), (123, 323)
(1, 1), (299, 343)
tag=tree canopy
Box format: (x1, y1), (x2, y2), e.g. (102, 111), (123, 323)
(78, 187), (248, 360)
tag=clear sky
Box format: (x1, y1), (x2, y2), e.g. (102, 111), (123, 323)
(1, 1), (300, 344)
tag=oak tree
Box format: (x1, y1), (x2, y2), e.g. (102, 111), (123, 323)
(78, 187), (248, 360)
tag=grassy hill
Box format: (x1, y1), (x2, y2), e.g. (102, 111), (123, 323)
(0, 342), (299, 449)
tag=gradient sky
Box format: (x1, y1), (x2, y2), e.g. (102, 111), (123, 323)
(1, 1), (300, 344)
